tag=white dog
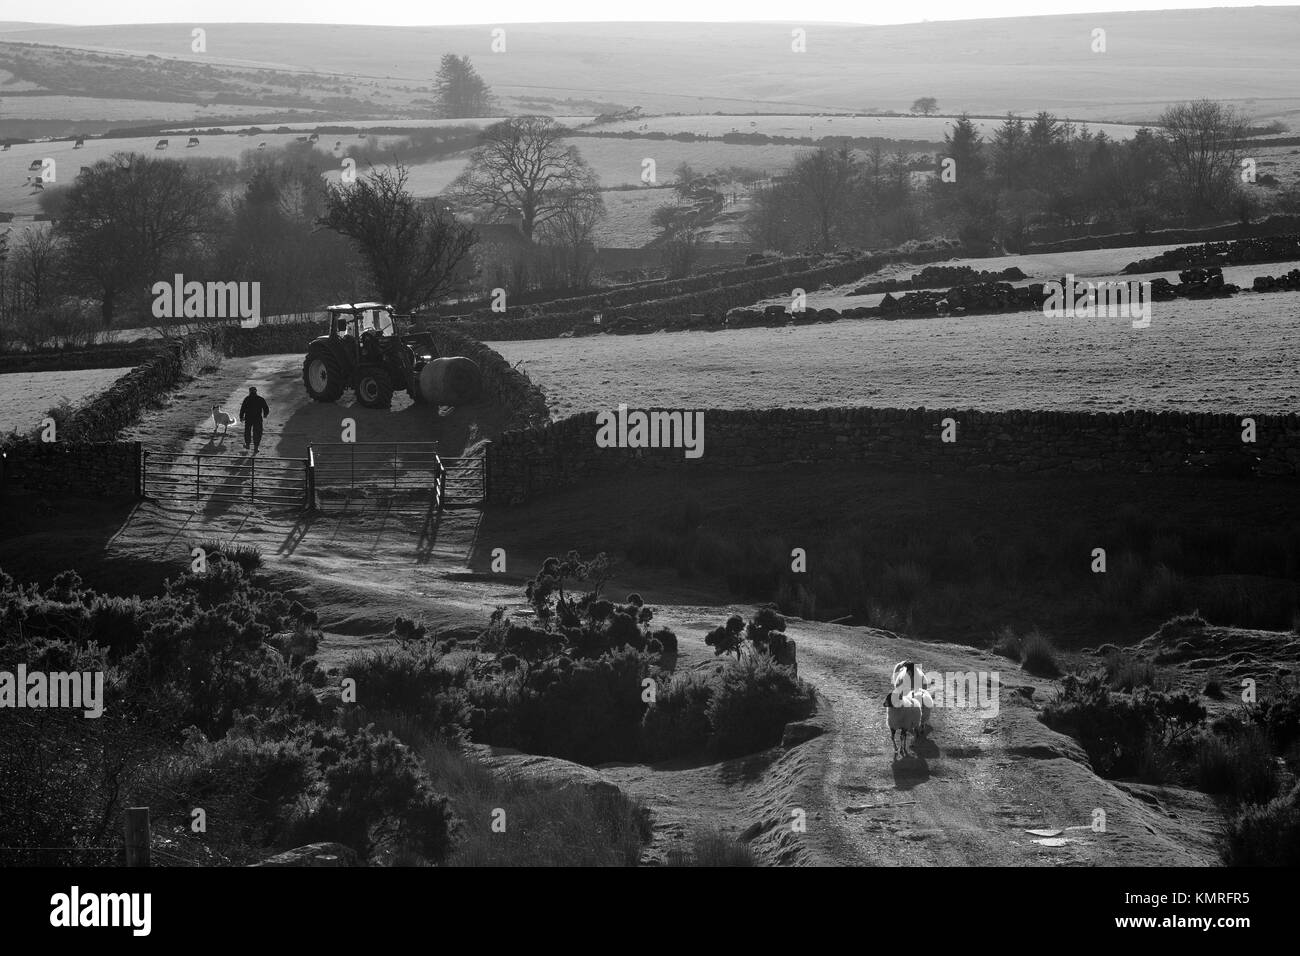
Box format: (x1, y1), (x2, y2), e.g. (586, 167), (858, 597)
(212, 406), (233, 437)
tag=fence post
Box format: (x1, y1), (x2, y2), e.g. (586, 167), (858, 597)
(138, 447), (147, 500)
(250, 452), (256, 503)
(305, 448), (316, 512)
(194, 455), (200, 509)
(393, 444), (398, 490)
(124, 807), (151, 867)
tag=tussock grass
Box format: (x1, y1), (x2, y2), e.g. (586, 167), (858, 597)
(666, 829), (756, 867)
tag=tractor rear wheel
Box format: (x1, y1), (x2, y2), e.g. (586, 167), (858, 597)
(303, 349), (345, 402)
(356, 365), (394, 409)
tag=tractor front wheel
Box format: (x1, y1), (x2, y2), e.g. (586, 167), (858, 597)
(356, 365), (394, 409)
(303, 350), (345, 402)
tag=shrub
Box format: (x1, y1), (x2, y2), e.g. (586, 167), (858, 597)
(1249, 681), (1300, 754)
(290, 726), (456, 864)
(471, 648), (658, 765)
(1104, 651), (1157, 691)
(1194, 727), (1280, 804)
(1157, 611), (1208, 640)
(990, 626), (1022, 661)
(707, 656), (816, 758)
(340, 643), (473, 743)
(1202, 680), (1225, 700)
(640, 668), (714, 761)
(1020, 630), (1061, 677)
(667, 829), (756, 866)
(1041, 674), (1205, 778)
(1221, 783), (1300, 865)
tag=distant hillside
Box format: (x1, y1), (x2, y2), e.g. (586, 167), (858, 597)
(2, 10), (1299, 121)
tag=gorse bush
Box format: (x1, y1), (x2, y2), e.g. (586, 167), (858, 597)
(1222, 783), (1300, 866)
(640, 668), (715, 761)
(341, 642), (475, 744)
(706, 655), (817, 758)
(471, 648), (659, 765)
(1194, 727), (1281, 805)
(1041, 674), (1205, 778)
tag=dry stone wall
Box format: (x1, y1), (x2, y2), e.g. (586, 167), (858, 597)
(486, 406), (1300, 505)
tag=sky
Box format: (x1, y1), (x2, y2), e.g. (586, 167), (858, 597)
(7, 0), (1298, 27)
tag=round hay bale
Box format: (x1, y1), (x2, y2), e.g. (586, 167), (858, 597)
(418, 356), (481, 406)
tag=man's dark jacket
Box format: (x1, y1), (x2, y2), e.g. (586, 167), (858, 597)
(239, 395), (270, 422)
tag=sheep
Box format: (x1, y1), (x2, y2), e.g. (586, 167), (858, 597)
(212, 406), (233, 437)
(883, 687), (923, 758)
(892, 660), (934, 738)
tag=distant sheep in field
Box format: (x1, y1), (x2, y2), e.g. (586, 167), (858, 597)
(155, 139), (169, 150)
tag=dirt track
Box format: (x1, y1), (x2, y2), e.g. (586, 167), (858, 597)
(99, 352), (1224, 866)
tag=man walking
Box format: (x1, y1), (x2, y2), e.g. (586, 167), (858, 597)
(239, 386), (270, 454)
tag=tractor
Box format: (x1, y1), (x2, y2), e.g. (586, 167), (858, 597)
(302, 303), (480, 409)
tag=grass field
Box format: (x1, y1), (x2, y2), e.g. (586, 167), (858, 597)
(491, 289), (1300, 418)
(592, 114), (1147, 142)
(0, 95), (285, 122)
(0, 367), (133, 434)
(7, 13), (1299, 120)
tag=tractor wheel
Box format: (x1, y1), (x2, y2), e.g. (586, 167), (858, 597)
(303, 350), (345, 402)
(356, 365), (394, 409)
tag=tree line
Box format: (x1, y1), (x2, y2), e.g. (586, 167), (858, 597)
(0, 115), (610, 346)
(746, 99), (1293, 254)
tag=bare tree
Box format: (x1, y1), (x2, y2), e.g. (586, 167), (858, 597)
(537, 188), (606, 290)
(11, 227), (62, 310)
(652, 204), (705, 278)
(449, 116), (600, 240)
(1158, 99), (1250, 217)
(790, 146), (860, 249)
(320, 163), (476, 311)
(911, 97), (939, 116)
(56, 153), (218, 325)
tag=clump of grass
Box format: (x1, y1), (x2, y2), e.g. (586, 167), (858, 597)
(1020, 630), (1061, 677)
(1202, 680), (1225, 700)
(1158, 611), (1208, 640)
(1104, 651), (1157, 691)
(416, 738), (650, 867)
(990, 626), (1022, 661)
(1221, 783), (1300, 865)
(666, 829), (756, 867)
(198, 538), (263, 574)
(1194, 727), (1280, 804)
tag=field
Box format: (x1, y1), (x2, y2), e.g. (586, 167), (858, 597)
(0, 132), (413, 215)
(755, 244), (1300, 310)
(491, 291), (1300, 418)
(0, 95), (286, 122)
(593, 114), (1147, 142)
(0, 367), (133, 434)
(6, 13), (1300, 120)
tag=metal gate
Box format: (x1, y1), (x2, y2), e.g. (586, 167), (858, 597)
(141, 451), (308, 509)
(439, 456), (486, 507)
(308, 441), (445, 511)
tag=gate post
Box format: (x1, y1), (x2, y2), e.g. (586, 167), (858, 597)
(195, 455), (200, 508)
(305, 448), (316, 512)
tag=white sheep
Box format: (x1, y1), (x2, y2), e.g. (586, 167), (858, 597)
(891, 660), (935, 739)
(883, 687), (923, 758)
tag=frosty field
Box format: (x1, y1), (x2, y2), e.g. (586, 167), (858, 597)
(0, 367), (133, 434)
(490, 295), (1300, 418)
